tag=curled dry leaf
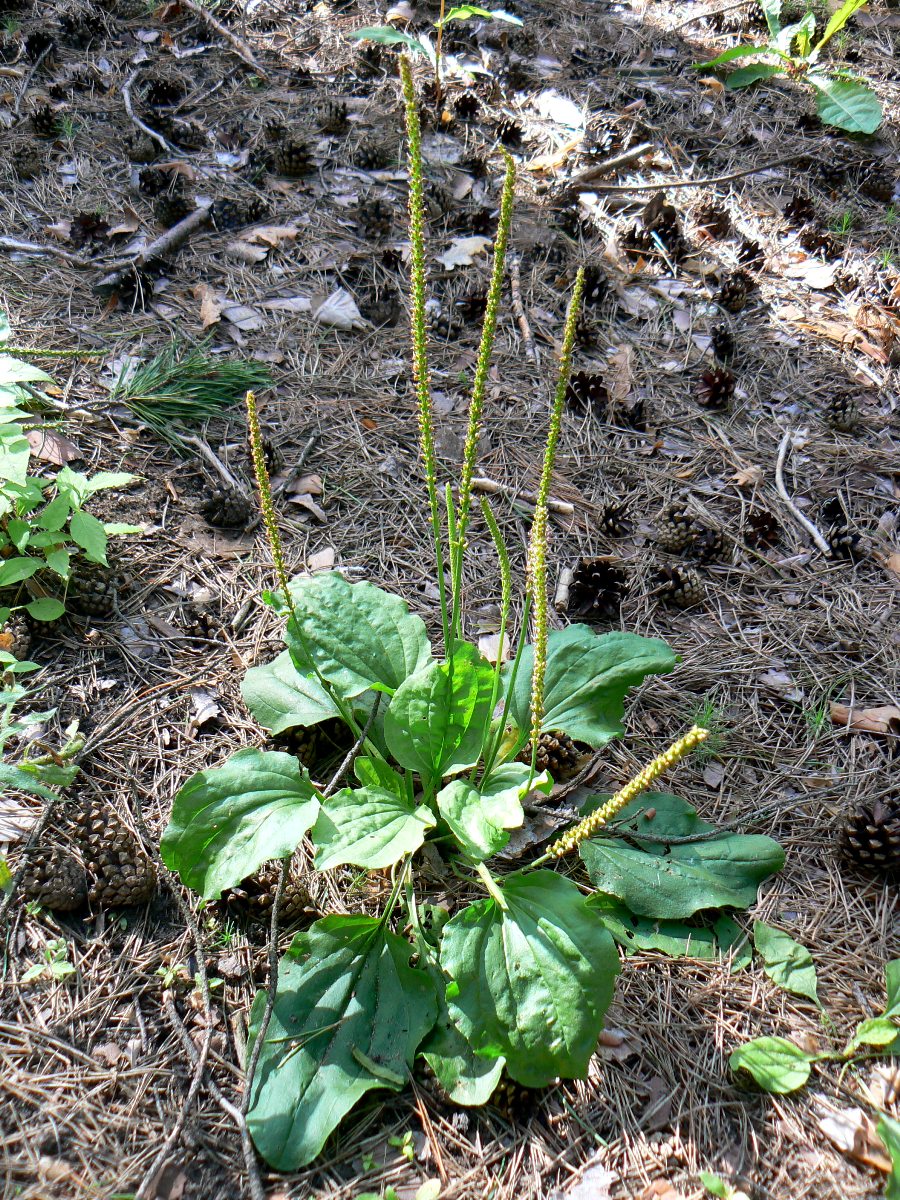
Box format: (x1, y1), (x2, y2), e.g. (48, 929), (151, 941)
(815, 1103), (892, 1173)
(830, 702), (900, 736)
(244, 225), (300, 247)
(26, 427), (81, 466)
(607, 345), (634, 404)
(312, 288), (366, 331)
(437, 236), (492, 269)
(227, 241), (268, 265)
(193, 284), (223, 328)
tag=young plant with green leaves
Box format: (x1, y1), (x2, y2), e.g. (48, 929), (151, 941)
(696, 0), (882, 134)
(160, 59), (785, 1171)
(0, 344), (139, 626)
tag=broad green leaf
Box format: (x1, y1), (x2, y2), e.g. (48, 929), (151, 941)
(103, 522), (142, 536)
(52, 466), (89, 505)
(68, 509), (108, 564)
(36, 494), (71, 532)
(774, 15), (813, 54)
(6, 518), (30, 551)
(753, 921), (820, 1006)
(44, 548), (70, 578)
(590, 898), (751, 968)
(696, 44), (766, 69)
(700, 1173), (750, 1200)
(810, 75), (882, 134)
(421, 996), (506, 1106)
(0, 857), (12, 895)
(282, 572), (432, 700)
(440, 872), (619, 1086)
(0, 556), (43, 588)
(761, 0), (782, 37)
(0, 313), (10, 344)
(247, 915), (438, 1169)
(353, 755), (404, 792)
(726, 63), (783, 89)
(878, 1114), (900, 1200)
(0, 761), (60, 801)
(241, 650), (341, 733)
(436, 763), (550, 861)
(814, 0), (868, 50)
(26, 531), (64, 549)
(0, 355), (54, 386)
(160, 748), (318, 899)
(25, 597), (65, 622)
(442, 5), (522, 23)
(81, 471), (136, 495)
(886, 959), (900, 1019)
(384, 641), (494, 790)
(729, 1036), (811, 1093)
(844, 1017), (900, 1055)
(579, 793), (785, 918)
(348, 25), (430, 57)
(504, 626), (676, 748)
(312, 784), (435, 870)
(0, 425), (31, 486)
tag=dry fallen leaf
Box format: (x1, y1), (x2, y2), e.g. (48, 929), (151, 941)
(830, 702), (900, 736)
(226, 241), (268, 265)
(307, 546), (335, 572)
(698, 75), (726, 94)
(220, 302), (263, 332)
(731, 463), (764, 488)
(760, 669), (804, 702)
(26, 427), (81, 465)
(292, 473), (323, 496)
(437, 236), (492, 269)
(478, 631), (508, 664)
(815, 1103), (892, 1172)
(312, 289), (366, 331)
(244, 224), (300, 247)
(873, 550), (900, 579)
(607, 344), (634, 404)
(289, 494), (328, 522)
(261, 295), (313, 314)
(193, 283), (223, 328)
(107, 206), (142, 237)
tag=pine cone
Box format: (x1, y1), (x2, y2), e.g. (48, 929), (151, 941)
(356, 195), (394, 241)
(143, 74), (185, 107)
(840, 797), (900, 874)
(697, 367), (735, 410)
(200, 485), (253, 530)
(272, 717), (350, 771)
(20, 847), (87, 912)
(710, 321), (735, 363)
(581, 265), (609, 308)
(261, 435), (284, 474)
(138, 166), (184, 197)
(154, 194), (194, 227)
(574, 313), (598, 348)
(454, 91), (480, 120)
(597, 499), (630, 537)
(516, 730), (584, 781)
(272, 139), (313, 178)
(689, 526), (727, 563)
(71, 796), (157, 907)
(695, 202), (731, 238)
(857, 160), (895, 203)
(223, 862), (315, 926)
(827, 524), (862, 560)
(489, 1069), (550, 1120)
(737, 237), (764, 268)
(455, 291), (488, 323)
(69, 212), (110, 248)
(819, 161), (848, 193)
(799, 225), (840, 259)
(743, 508), (780, 548)
(30, 105), (60, 140)
(351, 136), (392, 171)
(585, 113), (627, 159)
(565, 370), (607, 417)
(717, 270), (752, 313)
(360, 287), (401, 327)
(59, 7), (95, 47)
(655, 502), (697, 552)
(496, 119), (523, 148)
(653, 563), (704, 608)
(66, 560), (121, 618)
(123, 132), (159, 163)
(114, 0), (152, 17)
(0, 612), (32, 660)
(784, 189), (816, 224)
(11, 143), (44, 181)
(24, 31), (55, 60)
(823, 392), (859, 432)
(567, 557), (627, 619)
(316, 98), (349, 135)
(210, 195), (269, 231)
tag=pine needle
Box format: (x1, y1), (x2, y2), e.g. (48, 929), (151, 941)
(112, 342), (271, 448)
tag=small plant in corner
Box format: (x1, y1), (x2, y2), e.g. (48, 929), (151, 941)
(160, 58), (785, 1172)
(695, 0), (882, 134)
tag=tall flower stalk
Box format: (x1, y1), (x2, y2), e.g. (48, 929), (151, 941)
(245, 389), (291, 611)
(400, 55), (450, 649)
(526, 269), (584, 776)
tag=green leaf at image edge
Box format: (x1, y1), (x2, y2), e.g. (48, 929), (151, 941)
(160, 748), (318, 899)
(877, 1113), (900, 1200)
(726, 63), (782, 90)
(809, 75), (882, 134)
(247, 915), (438, 1170)
(440, 871), (620, 1087)
(752, 921), (821, 1007)
(729, 1036), (811, 1093)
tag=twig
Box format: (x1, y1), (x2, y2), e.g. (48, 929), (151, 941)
(179, 434), (247, 493)
(594, 154), (800, 194)
(507, 255), (539, 364)
(13, 45), (50, 116)
(122, 71), (178, 155)
(565, 141), (655, 189)
(95, 205), (212, 291)
(0, 237), (92, 267)
(179, 0), (269, 77)
(774, 430), (831, 554)
(671, 0), (750, 31)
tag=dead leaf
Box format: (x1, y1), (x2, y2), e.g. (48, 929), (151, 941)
(291, 473), (323, 496)
(386, 0), (414, 22)
(641, 1182), (683, 1200)
(186, 687), (220, 737)
(244, 224), (300, 247)
(145, 1160), (188, 1200)
(478, 631), (508, 664)
(783, 261), (836, 289)
(607, 344), (634, 404)
(289, 494), (328, 521)
(45, 220), (72, 241)
(437, 236), (491, 269)
(94, 1042), (126, 1066)
(312, 288), (366, 331)
(551, 1158), (616, 1200)
(698, 75), (725, 93)
(261, 295), (313, 314)
(226, 241), (268, 265)
(830, 702), (900, 736)
(307, 546), (335, 572)
(702, 761), (725, 788)
(731, 463), (764, 488)
(815, 1103), (892, 1172)
(760, 669), (804, 702)
(193, 284), (223, 328)
(26, 427), (81, 465)
(220, 302), (263, 332)
(524, 133), (583, 173)
(107, 206), (142, 237)
(873, 550), (900, 579)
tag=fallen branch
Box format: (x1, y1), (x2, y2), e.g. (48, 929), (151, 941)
(122, 70), (178, 155)
(507, 255), (538, 364)
(0, 237), (92, 267)
(179, 0), (269, 77)
(595, 154), (800, 194)
(95, 205), (212, 293)
(565, 141), (655, 189)
(774, 430), (831, 554)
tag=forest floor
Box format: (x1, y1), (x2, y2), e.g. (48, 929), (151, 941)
(0, 0), (899, 1197)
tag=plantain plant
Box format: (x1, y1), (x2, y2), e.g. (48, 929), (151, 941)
(161, 59), (785, 1171)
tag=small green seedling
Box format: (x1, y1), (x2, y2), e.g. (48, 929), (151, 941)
(21, 937), (76, 983)
(696, 0), (882, 134)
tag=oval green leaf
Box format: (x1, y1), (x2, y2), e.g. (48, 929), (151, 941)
(729, 1036), (811, 1093)
(752, 921), (820, 1006)
(810, 75), (882, 134)
(312, 784), (436, 870)
(160, 748), (318, 898)
(436, 763), (550, 862)
(440, 871), (620, 1086)
(241, 650), (341, 733)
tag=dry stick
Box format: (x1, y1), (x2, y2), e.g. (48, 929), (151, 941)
(775, 430), (831, 554)
(13, 44), (50, 116)
(507, 255), (539, 364)
(671, 0), (751, 31)
(131, 795), (265, 1200)
(565, 141), (655, 188)
(179, 434), (247, 493)
(0, 237), (92, 266)
(179, 0), (269, 77)
(121, 71), (178, 155)
(239, 697), (384, 1132)
(594, 154), (800, 194)
(95, 205), (212, 291)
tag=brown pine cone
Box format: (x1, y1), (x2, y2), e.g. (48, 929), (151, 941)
(823, 392), (859, 432)
(697, 367), (735, 410)
(717, 270), (752, 313)
(565, 370), (607, 418)
(689, 527), (727, 563)
(0, 613), (33, 661)
(743, 508), (780, 549)
(839, 797), (899, 874)
(70, 797), (156, 907)
(597, 499), (630, 538)
(857, 160), (896, 203)
(223, 862), (315, 926)
(653, 563), (704, 608)
(272, 139), (313, 178)
(655, 502), (697, 552)
(784, 189), (816, 224)
(30, 105), (60, 140)
(710, 321), (735, 363)
(20, 847), (87, 912)
(516, 730), (584, 781)
(201, 485), (254, 530)
(356, 195), (394, 241)
(12, 142), (44, 181)
(351, 135), (392, 171)
(567, 557), (628, 619)
(695, 202), (731, 238)
(316, 98), (349, 135)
